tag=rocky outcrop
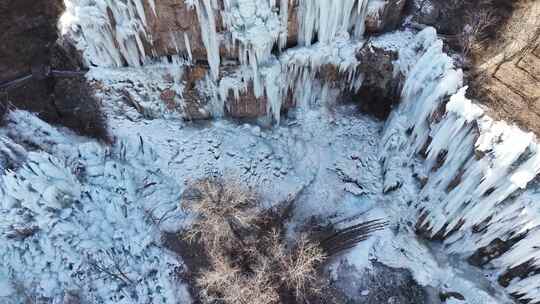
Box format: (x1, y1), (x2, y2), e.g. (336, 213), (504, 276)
(0, 0), (108, 141)
(407, 0), (466, 35)
(365, 0), (407, 33)
(0, 0), (64, 124)
(0, 0), (63, 82)
(142, 0), (209, 61)
(354, 44), (402, 119)
(181, 66), (213, 120)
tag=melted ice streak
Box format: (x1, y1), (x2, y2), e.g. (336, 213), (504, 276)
(381, 28), (540, 302)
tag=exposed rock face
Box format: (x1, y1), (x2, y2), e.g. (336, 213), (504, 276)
(181, 65), (212, 120)
(355, 43), (402, 119)
(407, 0), (466, 35)
(224, 81), (267, 119)
(0, 0), (108, 141)
(0, 0), (63, 82)
(142, 0), (208, 61)
(365, 0), (407, 33)
(0, 0), (64, 125)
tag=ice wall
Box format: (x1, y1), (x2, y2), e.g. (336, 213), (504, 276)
(297, 0), (369, 46)
(189, 0), (370, 122)
(381, 28), (540, 302)
(0, 110), (189, 303)
(60, 0), (371, 123)
(60, 0), (156, 67)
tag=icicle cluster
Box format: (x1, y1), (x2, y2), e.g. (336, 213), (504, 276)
(297, 0), (369, 45)
(0, 111), (188, 304)
(60, 0), (157, 67)
(61, 0), (373, 123)
(381, 28), (540, 301)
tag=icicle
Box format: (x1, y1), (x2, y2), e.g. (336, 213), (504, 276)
(133, 0), (148, 26)
(60, 0), (153, 67)
(278, 0), (289, 50)
(191, 0), (221, 80)
(148, 0), (157, 16)
(171, 32), (180, 54)
(261, 62), (284, 124)
(184, 33), (193, 63)
(297, 0), (368, 46)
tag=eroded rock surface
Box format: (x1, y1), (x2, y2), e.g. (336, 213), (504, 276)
(366, 0), (407, 34)
(355, 44), (402, 119)
(0, 0), (108, 140)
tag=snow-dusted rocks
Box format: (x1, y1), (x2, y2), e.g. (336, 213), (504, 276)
(0, 110), (190, 304)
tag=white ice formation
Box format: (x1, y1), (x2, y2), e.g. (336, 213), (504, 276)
(2, 1), (538, 303)
(381, 28), (540, 302)
(60, 0), (371, 123)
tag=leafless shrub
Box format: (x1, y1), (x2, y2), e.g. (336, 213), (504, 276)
(181, 178), (259, 253)
(460, 3), (499, 57)
(179, 178), (386, 304)
(272, 232), (326, 302)
(197, 253), (280, 304)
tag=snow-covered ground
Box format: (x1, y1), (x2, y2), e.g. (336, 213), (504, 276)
(0, 84), (513, 303)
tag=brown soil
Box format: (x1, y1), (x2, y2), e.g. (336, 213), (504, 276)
(466, 0), (540, 135)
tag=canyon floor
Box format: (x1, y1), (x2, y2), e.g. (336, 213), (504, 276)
(0, 64), (515, 302)
(1, 1), (539, 303)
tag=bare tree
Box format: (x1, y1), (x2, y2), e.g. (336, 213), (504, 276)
(180, 178), (386, 304)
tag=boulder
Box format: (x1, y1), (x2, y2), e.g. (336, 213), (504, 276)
(354, 43), (402, 119)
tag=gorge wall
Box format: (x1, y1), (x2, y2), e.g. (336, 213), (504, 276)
(61, 0), (406, 122)
(381, 28), (540, 303)
(58, 0), (540, 302)
(0, 0), (108, 140)
(1, 0), (540, 303)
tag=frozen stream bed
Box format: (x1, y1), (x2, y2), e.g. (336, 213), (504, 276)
(0, 91), (514, 303)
